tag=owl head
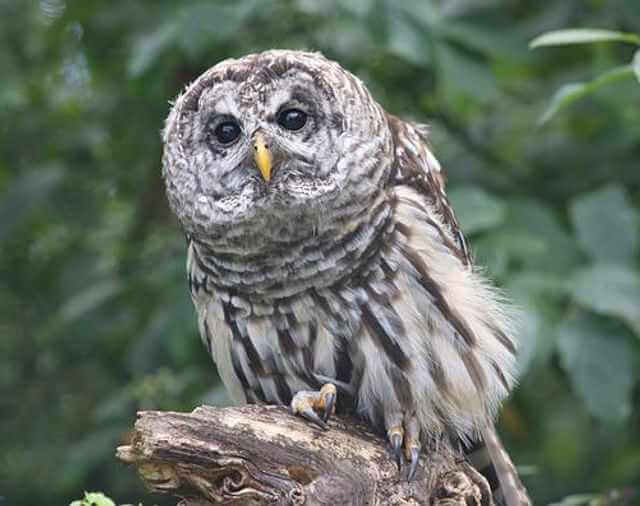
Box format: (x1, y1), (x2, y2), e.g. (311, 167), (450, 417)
(162, 50), (393, 253)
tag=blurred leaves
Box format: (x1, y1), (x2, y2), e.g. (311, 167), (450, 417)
(549, 489), (637, 506)
(532, 27), (640, 124)
(569, 185), (638, 265)
(0, 167), (63, 242)
(58, 279), (122, 323)
(128, 0), (262, 77)
(568, 265), (640, 336)
(448, 186), (506, 234)
(529, 28), (640, 48)
(557, 313), (633, 422)
(128, 22), (180, 78)
(70, 492), (116, 506)
(537, 66), (636, 125)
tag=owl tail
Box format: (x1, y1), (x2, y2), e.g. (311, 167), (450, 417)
(469, 421), (531, 506)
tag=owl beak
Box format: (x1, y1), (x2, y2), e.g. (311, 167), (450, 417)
(253, 131), (272, 183)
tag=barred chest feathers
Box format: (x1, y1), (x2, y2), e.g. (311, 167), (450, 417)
(187, 180), (518, 441)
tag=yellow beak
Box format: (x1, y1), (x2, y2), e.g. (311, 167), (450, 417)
(253, 132), (272, 182)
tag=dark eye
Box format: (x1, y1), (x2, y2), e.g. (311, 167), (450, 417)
(213, 120), (241, 144)
(278, 108), (307, 131)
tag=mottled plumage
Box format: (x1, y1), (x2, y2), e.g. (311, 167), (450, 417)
(162, 50), (530, 505)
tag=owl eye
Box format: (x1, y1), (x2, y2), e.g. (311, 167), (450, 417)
(277, 108), (307, 131)
(213, 120), (241, 144)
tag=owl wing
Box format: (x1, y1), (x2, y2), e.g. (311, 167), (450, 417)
(386, 114), (471, 266)
(385, 116), (530, 506)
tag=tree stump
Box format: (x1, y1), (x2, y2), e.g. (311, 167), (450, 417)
(116, 405), (493, 505)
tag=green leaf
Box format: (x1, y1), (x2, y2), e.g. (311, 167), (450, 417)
(0, 167), (63, 242)
(498, 198), (581, 273)
(548, 493), (601, 506)
(438, 21), (526, 61)
(447, 186), (506, 234)
(177, 1), (259, 57)
(530, 28), (640, 48)
(128, 22), (179, 77)
(391, 1), (438, 29)
(538, 82), (586, 125)
(568, 264), (640, 337)
(58, 280), (122, 323)
(386, 11), (431, 65)
(538, 65), (634, 124)
(435, 42), (499, 102)
(569, 185), (638, 265)
(556, 313), (634, 422)
(69, 491), (116, 506)
(128, 1), (260, 76)
(633, 49), (640, 84)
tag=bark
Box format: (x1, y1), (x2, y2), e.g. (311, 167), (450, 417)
(116, 405), (493, 506)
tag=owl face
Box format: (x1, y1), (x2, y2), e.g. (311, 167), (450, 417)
(163, 50), (392, 250)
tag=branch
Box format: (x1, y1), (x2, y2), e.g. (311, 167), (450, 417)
(116, 405), (493, 505)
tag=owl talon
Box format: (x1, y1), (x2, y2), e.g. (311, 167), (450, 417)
(318, 383), (337, 423)
(298, 405), (328, 429)
(407, 447), (420, 482)
(390, 432), (404, 470)
(386, 413), (421, 479)
(321, 390), (336, 423)
(404, 414), (421, 481)
(290, 383), (337, 430)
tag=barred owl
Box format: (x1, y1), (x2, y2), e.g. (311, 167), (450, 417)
(162, 50), (530, 505)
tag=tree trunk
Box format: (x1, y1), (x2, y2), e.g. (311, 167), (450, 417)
(116, 405), (493, 505)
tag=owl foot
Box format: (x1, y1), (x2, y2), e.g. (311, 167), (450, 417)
(290, 383), (337, 430)
(386, 412), (422, 481)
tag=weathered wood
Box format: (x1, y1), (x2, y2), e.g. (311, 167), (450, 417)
(116, 405), (492, 505)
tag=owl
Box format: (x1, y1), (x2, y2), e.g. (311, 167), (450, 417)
(162, 50), (530, 506)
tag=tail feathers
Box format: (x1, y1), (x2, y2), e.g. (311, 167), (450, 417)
(465, 440), (500, 495)
(478, 422), (531, 506)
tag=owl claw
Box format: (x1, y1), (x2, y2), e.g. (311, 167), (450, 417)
(390, 432), (404, 470)
(404, 414), (421, 481)
(290, 383), (337, 430)
(321, 390), (336, 423)
(407, 447), (420, 482)
(386, 413), (421, 480)
(297, 405), (328, 430)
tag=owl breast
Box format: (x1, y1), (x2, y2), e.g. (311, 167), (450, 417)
(186, 187), (395, 409)
(188, 184), (517, 440)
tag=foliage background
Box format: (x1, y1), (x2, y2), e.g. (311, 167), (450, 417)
(1, 1), (639, 504)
